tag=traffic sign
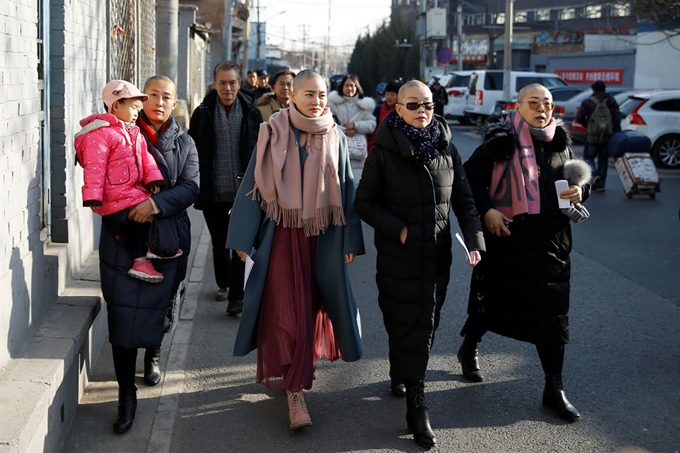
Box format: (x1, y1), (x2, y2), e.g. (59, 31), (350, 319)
(437, 46), (453, 65)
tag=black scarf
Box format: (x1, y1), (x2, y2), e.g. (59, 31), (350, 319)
(388, 114), (441, 165)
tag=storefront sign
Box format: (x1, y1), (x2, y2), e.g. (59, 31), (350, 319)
(554, 69), (623, 84)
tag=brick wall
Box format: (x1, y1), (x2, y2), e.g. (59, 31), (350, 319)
(50, 0), (107, 257)
(0, 0), (49, 365)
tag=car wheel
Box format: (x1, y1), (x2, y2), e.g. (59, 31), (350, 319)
(652, 134), (680, 169)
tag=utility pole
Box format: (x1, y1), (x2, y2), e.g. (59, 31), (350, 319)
(418, 0), (427, 79)
(457, 0), (463, 71)
(222, 0), (233, 62)
(242, 0), (250, 68)
(324, 0), (331, 77)
(502, 0), (513, 100)
(156, 0), (179, 81)
(300, 25), (309, 67)
(256, 0), (261, 69)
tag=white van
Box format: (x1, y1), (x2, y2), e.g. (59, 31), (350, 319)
(463, 70), (568, 121)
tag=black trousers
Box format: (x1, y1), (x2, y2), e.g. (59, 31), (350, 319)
(111, 346), (138, 389)
(381, 277), (449, 387)
(201, 201), (244, 301)
(462, 313), (566, 375)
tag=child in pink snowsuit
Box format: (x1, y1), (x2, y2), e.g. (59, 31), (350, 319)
(75, 80), (179, 283)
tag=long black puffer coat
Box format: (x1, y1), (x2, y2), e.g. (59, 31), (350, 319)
(462, 116), (590, 346)
(100, 115), (200, 349)
(354, 112), (484, 384)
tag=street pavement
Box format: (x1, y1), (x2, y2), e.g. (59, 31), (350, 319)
(62, 123), (679, 453)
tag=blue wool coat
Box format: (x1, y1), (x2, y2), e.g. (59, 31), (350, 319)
(226, 128), (365, 361)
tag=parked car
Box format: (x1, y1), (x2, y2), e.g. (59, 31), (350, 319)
(549, 86), (585, 102)
(463, 70), (568, 122)
(554, 86), (631, 127)
(444, 71), (475, 124)
(619, 90), (680, 168)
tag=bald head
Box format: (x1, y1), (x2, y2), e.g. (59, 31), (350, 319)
(398, 80), (428, 103)
(293, 69), (324, 92)
(517, 83), (545, 103)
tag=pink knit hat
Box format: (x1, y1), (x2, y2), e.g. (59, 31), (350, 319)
(102, 80), (148, 111)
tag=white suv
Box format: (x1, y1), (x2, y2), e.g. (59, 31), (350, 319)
(619, 90), (680, 169)
(463, 70), (568, 121)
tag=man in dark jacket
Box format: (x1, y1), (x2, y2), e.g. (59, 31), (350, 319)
(189, 61), (263, 314)
(575, 80), (621, 191)
(430, 78), (448, 117)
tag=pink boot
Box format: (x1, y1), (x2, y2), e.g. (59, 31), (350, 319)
(127, 258), (164, 283)
(286, 390), (312, 429)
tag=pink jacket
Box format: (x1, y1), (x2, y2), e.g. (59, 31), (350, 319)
(74, 113), (164, 216)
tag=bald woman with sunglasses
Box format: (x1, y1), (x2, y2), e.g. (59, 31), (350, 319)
(458, 83), (590, 424)
(355, 80), (485, 449)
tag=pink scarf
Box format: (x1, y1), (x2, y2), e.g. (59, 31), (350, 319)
(489, 111), (556, 218)
(252, 99), (346, 236)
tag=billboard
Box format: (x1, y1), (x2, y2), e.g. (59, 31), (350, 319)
(426, 8), (447, 38)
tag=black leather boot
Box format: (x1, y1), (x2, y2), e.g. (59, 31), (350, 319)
(405, 385), (436, 449)
(144, 348), (162, 386)
(113, 385), (137, 433)
(457, 336), (484, 382)
(542, 374), (581, 422)
(390, 379), (406, 398)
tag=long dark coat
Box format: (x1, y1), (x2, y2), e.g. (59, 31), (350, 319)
(226, 128), (366, 362)
(354, 112), (484, 385)
(100, 115), (200, 349)
(462, 116), (590, 346)
(188, 89), (262, 209)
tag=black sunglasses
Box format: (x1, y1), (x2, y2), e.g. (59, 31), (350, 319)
(398, 101), (435, 111)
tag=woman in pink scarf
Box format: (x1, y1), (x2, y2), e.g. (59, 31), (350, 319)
(226, 70), (365, 430)
(458, 84), (591, 423)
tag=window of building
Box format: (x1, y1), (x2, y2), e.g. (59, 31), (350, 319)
(586, 5), (601, 18)
(536, 9), (550, 21)
(560, 8), (575, 20)
(515, 11), (527, 23)
(613, 3), (631, 17)
(467, 13), (485, 25)
(496, 12), (505, 24)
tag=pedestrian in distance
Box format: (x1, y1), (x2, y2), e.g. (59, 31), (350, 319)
(354, 80), (484, 449)
(257, 69), (296, 121)
(93, 75), (200, 433)
(188, 61), (263, 314)
(458, 83), (591, 423)
(74, 80), (179, 285)
(576, 80), (621, 191)
(240, 69), (258, 95)
(430, 77), (448, 117)
(226, 69), (365, 430)
(368, 79), (403, 150)
(327, 74), (376, 181)
(252, 69), (271, 100)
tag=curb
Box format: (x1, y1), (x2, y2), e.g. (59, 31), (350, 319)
(145, 219), (210, 453)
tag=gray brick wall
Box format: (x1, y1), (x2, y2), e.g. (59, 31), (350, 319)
(50, 0), (107, 250)
(0, 0), (49, 365)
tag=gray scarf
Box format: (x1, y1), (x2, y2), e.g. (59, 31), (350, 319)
(213, 98), (244, 203)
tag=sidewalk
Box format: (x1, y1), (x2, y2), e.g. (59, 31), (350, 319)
(60, 207), (210, 453)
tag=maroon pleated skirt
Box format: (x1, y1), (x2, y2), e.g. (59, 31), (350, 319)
(256, 226), (340, 391)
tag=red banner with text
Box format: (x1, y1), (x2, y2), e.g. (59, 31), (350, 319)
(554, 69), (623, 85)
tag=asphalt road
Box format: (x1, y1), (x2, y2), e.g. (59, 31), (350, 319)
(62, 122), (680, 453)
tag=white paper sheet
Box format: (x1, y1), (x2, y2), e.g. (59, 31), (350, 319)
(455, 233), (471, 262)
(243, 253), (255, 290)
(555, 179), (570, 208)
